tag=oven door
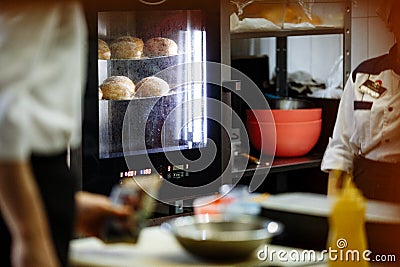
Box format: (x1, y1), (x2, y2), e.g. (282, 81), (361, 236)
(79, 0), (230, 206)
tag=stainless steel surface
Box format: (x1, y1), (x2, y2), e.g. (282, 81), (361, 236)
(266, 97), (315, 110)
(163, 214), (282, 261)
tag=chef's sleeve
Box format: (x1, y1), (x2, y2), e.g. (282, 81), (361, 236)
(321, 76), (356, 172)
(0, 3), (87, 161)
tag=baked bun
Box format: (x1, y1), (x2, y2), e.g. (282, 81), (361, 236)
(100, 76), (136, 100)
(110, 36), (144, 59)
(98, 39), (111, 60)
(99, 88), (103, 100)
(135, 76), (170, 98)
(144, 37), (178, 57)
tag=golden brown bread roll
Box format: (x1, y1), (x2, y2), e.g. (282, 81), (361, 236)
(135, 76), (170, 98)
(110, 36), (144, 59)
(241, 3), (322, 25)
(100, 76), (136, 100)
(144, 37), (178, 57)
(98, 39), (111, 60)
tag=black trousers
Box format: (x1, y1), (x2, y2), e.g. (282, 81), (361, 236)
(353, 156), (400, 259)
(353, 156), (400, 204)
(0, 151), (76, 267)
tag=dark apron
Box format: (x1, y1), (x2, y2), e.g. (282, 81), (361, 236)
(0, 151), (76, 267)
(353, 156), (400, 260)
(353, 156), (400, 204)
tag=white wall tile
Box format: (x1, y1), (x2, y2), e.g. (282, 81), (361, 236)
(351, 0), (394, 70)
(352, 0), (368, 18)
(367, 17), (394, 58)
(368, 0), (381, 17)
(310, 35), (343, 80)
(351, 18), (368, 70)
(287, 36), (312, 75)
(284, 35), (341, 81)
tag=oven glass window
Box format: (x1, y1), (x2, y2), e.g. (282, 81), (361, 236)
(98, 10), (206, 159)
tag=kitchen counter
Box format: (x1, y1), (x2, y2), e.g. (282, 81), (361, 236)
(69, 226), (327, 267)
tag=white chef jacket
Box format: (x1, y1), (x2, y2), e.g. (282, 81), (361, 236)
(0, 2), (87, 160)
(321, 44), (400, 172)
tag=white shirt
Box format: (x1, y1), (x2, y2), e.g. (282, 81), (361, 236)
(0, 2), (87, 160)
(321, 46), (400, 172)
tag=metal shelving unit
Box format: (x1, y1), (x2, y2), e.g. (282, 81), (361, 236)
(231, 27), (344, 39)
(230, 1), (351, 184)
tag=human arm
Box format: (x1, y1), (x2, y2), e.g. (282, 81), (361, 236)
(0, 161), (60, 267)
(321, 77), (357, 195)
(327, 169), (353, 196)
(74, 191), (133, 238)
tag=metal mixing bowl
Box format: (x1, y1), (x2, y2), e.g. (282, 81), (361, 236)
(162, 214), (282, 261)
(266, 97), (316, 110)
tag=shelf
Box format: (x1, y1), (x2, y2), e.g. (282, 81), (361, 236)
(229, 1), (350, 180)
(270, 153), (323, 172)
(231, 27), (344, 39)
(232, 152), (323, 179)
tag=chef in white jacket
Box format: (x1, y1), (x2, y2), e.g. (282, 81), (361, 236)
(0, 2), (133, 267)
(321, 0), (400, 203)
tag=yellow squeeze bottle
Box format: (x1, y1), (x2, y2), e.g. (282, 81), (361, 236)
(327, 177), (369, 266)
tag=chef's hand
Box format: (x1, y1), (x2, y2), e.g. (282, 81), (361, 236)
(74, 191), (134, 238)
(327, 169), (347, 196)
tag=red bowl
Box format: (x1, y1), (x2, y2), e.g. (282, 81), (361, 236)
(247, 119), (322, 157)
(246, 108), (322, 123)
